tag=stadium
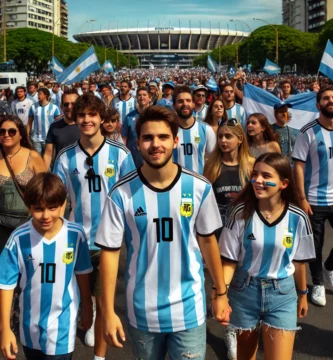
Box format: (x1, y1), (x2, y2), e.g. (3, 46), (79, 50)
(73, 26), (250, 68)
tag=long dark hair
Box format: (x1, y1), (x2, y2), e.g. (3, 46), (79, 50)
(204, 96), (228, 126)
(0, 115), (32, 149)
(247, 113), (278, 145)
(234, 152), (301, 220)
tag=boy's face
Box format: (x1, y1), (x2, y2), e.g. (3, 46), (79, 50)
(76, 109), (103, 137)
(30, 204), (63, 234)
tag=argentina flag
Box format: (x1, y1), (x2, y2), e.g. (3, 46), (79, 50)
(206, 76), (218, 92)
(263, 58), (281, 75)
(207, 55), (218, 73)
(243, 83), (319, 130)
(319, 40), (333, 81)
(50, 56), (65, 78)
(57, 46), (100, 85)
(102, 60), (114, 74)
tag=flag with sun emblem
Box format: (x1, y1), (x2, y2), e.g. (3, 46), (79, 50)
(58, 46), (100, 85)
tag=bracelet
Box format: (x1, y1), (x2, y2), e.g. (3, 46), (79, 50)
(217, 289), (228, 296)
(212, 286), (217, 291)
(297, 288), (308, 295)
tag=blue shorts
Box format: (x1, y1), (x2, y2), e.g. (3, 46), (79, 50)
(228, 269), (299, 332)
(128, 322), (206, 360)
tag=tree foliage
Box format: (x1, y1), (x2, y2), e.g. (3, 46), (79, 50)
(0, 28), (137, 74)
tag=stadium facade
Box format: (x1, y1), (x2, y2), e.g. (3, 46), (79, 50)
(73, 27), (250, 68)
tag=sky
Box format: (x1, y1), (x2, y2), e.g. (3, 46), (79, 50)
(67, 0), (282, 41)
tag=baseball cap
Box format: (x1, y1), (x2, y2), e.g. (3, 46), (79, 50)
(163, 81), (175, 89)
(192, 85), (208, 93)
(149, 81), (158, 88)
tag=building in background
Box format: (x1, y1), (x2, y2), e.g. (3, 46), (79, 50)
(283, 0), (333, 32)
(0, 0), (68, 38)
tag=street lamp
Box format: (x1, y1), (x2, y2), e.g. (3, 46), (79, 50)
(104, 45), (113, 62)
(230, 19), (251, 67)
(52, 17), (62, 57)
(114, 43), (120, 69)
(2, 0), (6, 62)
(253, 18), (279, 66)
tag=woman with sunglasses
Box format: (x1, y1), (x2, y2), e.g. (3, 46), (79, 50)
(220, 153), (315, 360)
(247, 113), (281, 159)
(204, 97), (228, 134)
(204, 118), (254, 360)
(0, 116), (45, 251)
(101, 108), (123, 143)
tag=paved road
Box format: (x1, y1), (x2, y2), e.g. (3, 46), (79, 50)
(8, 223), (333, 360)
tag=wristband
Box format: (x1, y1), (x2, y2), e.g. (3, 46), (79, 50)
(297, 288), (308, 295)
(212, 286), (217, 291)
(217, 289), (228, 296)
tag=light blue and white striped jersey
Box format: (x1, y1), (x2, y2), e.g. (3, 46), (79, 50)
(111, 96), (137, 124)
(0, 219), (92, 355)
(173, 120), (216, 174)
(96, 166), (222, 333)
(53, 138), (135, 250)
(156, 97), (173, 109)
(226, 103), (246, 128)
(220, 203), (315, 279)
(50, 90), (63, 115)
(292, 120), (333, 206)
(27, 92), (39, 104)
(11, 98), (33, 126)
(193, 104), (208, 122)
(29, 102), (60, 142)
(121, 109), (142, 168)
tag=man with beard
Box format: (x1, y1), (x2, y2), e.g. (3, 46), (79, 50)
(293, 86), (333, 307)
(95, 105), (231, 359)
(172, 85), (216, 175)
(192, 85), (208, 122)
(111, 80), (137, 124)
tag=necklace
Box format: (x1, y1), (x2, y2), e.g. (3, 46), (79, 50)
(259, 202), (284, 220)
(6, 147), (21, 163)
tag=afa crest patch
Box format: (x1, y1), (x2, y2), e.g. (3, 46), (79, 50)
(180, 197), (193, 217)
(62, 248), (74, 265)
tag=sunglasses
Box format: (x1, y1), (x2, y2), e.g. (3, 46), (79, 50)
(63, 102), (75, 108)
(85, 156), (96, 179)
(0, 128), (17, 137)
(218, 118), (238, 127)
(195, 94), (206, 98)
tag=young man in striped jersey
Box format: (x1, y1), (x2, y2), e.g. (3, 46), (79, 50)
(53, 93), (135, 360)
(293, 86), (333, 306)
(96, 106), (230, 359)
(221, 84), (246, 128)
(192, 85), (208, 122)
(26, 82), (39, 104)
(172, 85), (216, 175)
(50, 83), (64, 115)
(111, 80), (137, 124)
(11, 86), (33, 126)
(0, 173), (93, 360)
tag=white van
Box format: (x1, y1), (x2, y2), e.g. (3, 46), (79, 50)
(0, 72), (28, 91)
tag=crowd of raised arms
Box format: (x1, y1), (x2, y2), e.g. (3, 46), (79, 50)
(0, 69), (332, 360)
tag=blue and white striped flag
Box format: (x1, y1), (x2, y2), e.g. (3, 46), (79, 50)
(207, 55), (218, 73)
(263, 58), (281, 75)
(50, 56), (65, 78)
(229, 67), (235, 76)
(319, 40), (333, 81)
(206, 76), (218, 92)
(57, 46), (100, 85)
(102, 60), (114, 74)
(243, 83), (319, 130)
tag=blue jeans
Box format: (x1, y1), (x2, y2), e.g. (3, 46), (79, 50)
(128, 322), (206, 360)
(228, 269), (298, 331)
(32, 140), (45, 156)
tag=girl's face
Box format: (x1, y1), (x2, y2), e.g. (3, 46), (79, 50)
(0, 120), (21, 147)
(247, 116), (264, 137)
(251, 162), (288, 200)
(218, 126), (242, 154)
(211, 100), (224, 118)
(102, 117), (118, 134)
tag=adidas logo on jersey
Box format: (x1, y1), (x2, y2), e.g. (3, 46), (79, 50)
(26, 254), (34, 261)
(318, 140), (325, 146)
(72, 168), (80, 175)
(247, 233), (256, 240)
(134, 206), (147, 216)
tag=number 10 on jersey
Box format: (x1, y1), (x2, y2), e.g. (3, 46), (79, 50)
(153, 218), (174, 243)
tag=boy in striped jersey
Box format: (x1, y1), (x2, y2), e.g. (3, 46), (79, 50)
(111, 80), (136, 124)
(172, 86), (216, 175)
(50, 83), (64, 115)
(96, 106), (230, 359)
(221, 84), (246, 128)
(0, 173), (93, 360)
(53, 93), (135, 360)
(293, 86), (333, 306)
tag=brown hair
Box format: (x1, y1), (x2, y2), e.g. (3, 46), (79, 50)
(24, 173), (67, 208)
(0, 115), (32, 149)
(316, 85), (333, 103)
(61, 89), (79, 104)
(234, 152), (301, 220)
(246, 113), (278, 145)
(72, 93), (107, 121)
(172, 85), (191, 104)
(136, 105), (179, 139)
(204, 96), (228, 126)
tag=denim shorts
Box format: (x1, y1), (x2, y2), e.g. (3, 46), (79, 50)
(228, 269), (299, 332)
(127, 322), (206, 360)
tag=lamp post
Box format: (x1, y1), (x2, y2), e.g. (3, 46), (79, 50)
(52, 17), (62, 57)
(114, 43), (120, 69)
(230, 19), (251, 67)
(104, 45), (113, 62)
(253, 18), (278, 66)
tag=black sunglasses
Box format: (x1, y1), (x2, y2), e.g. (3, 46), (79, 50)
(85, 156), (96, 179)
(195, 94), (206, 98)
(63, 102), (75, 108)
(218, 118), (238, 127)
(0, 128), (17, 137)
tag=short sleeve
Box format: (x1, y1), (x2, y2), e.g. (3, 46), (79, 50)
(75, 231), (93, 274)
(293, 214), (315, 262)
(121, 114), (130, 138)
(205, 125), (216, 155)
(219, 218), (243, 263)
(95, 192), (125, 250)
(45, 124), (55, 144)
(119, 152), (136, 178)
(54, 106), (60, 117)
(53, 154), (68, 188)
(195, 184), (222, 236)
(29, 106), (34, 117)
(292, 132), (310, 163)
(0, 239), (20, 289)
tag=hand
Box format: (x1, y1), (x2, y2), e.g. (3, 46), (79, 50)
(300, 199), (313, 216)
(212, 295), (232, 326)
(233, 72), (242, 81)
(80, 299), (93, 331)
(297, 294), (308, 318)
(1, 328), (18, 359)
(103, 313), (126, 348)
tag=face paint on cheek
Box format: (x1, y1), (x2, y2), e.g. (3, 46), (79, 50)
(250, 179), (277, 187)
(251, 179), (256, 184)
